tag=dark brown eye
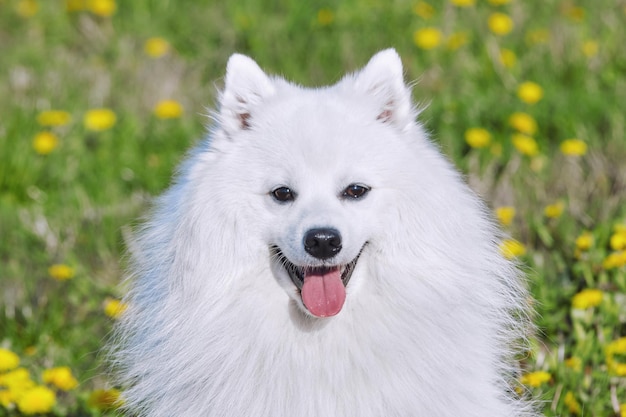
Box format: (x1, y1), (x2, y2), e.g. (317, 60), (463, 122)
(342, 184), (371, 200)
(271, 186), (296, 202)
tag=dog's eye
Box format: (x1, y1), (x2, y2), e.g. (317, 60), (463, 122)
(342, 184), (371, 200)
(271, 186), (296, 202)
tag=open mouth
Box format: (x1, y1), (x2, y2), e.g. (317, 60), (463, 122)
(271, 245), (364, 317)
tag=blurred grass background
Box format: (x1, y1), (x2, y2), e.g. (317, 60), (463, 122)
(1, 0), (625, 415)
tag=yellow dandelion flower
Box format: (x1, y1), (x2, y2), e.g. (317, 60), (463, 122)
(144, 37), (170, 58)
(413, 27), (442, 50)
(16, 0), (39, 17)
(544, 201), (565, 219)
(84, 108), (117, 131)
(0, 348), (20, 372)
(87, 0), (116, 17)
(104, 298), (128, 319)
(0, 390), (12, 407)
(446, 32), (469, 50)
(37, 110), (72, 127)
(512, 134), (539, 156)
(610, 230), (626, 251)
(564, 356), (582, 372)
(0, 368), (34, 392)
(48, 264), (75, 281)
(621, 404), (626, 417)
(520, 371), (551, 387)
(32, 132), (59, 155)
(607, 337), (626, 376)
(500, 239), (526, 259)
(464, 127), (491, 148)
(564, 5), (585, 22)
(582, 40), (598, 58)
(488, 12), (514, 36)
(564, 391), (581, 415)
(66, 0), (87, 12)
(16, 386), (56, 415)
(88, 388), (124, 410)
(154, 100), (184, 119)
(603, 251), (626, 269)
(317, 8), (334, 26)
(508, 112), (537, 135)
(525, 29), (550, 45)
(517, 81), (543, 105)
(559, 138), (587, 156)
(572, 288), (603, 310)
(499, 48), (516, 68)
(413, 2), (435, 19)
(488, 0), (510, 4)
(42, 367), (79, 391)
(575, 232), (593, 251)
(450, 0), (475, 7)
(496, 206), (515, 227)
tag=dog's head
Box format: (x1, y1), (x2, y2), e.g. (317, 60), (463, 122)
(210, 50), (420, 318)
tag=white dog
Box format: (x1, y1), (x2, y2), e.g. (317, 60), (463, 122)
(112, 49), (536, 417)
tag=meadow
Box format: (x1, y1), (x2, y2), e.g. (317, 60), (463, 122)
(1, 0), (625, 415)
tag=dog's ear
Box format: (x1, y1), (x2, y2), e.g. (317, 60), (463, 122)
(219, 54), (276, 135)
(353, 49), (413, 129)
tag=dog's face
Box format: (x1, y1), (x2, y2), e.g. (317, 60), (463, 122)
(212, 50), (417, 317)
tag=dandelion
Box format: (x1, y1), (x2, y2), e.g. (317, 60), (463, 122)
(48, 264), (75, 281)
(104, 298), (128, 319)
(0, 348), (20, 372)
(500, 239), (526, 259)
(512, 134), (539, 156)
(563, 5), (585, 22)
(154, 100), (184, 119)
(582, 40), (599, 58)
(575, 231), (593, 251)
(610, 229), (626, 251)
(42, 367), (79, 391)
(413, 27), (442, 50)
(488, 12), (514, 36)
(499, 48), (516, 68)
(488, 0), (510, 4)
(88, 388), (124, 410)
(144, 37), (170, 58)
(446, 32), (469, 50)
(87, 0), (116, 17)
(603, 251), (626, 269)
(37, 110), (72, 127)
(316, 8), (334, 26)
(66, 0), (86, 12)
(464, 128), (491, 148)
(564, 356), (582, 372)
(544, 201), (564, 219)
(564, 391), (582, 415)
(525, 29), (550, 45)
(572, 288), (603, 310)
(32, 132), (59, 155)
(0, 390), (12, 407)
(450, 0), (475, 7)
(495, 206), (515, 227)
(16, 386), (56, 415)
(84, 108), (117, 131)
(15, 0), (39, 17)
(508, 112), (537, 135)
(520, 371), (551, 387)
(413, 2), (435, 19)
(607, 337), (626, 376)
(559, 139), (587, 156)
(0, 368), (34, 392)
(517, 82), (543, 105)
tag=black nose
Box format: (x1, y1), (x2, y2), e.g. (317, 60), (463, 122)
(304, 228), (342, 260)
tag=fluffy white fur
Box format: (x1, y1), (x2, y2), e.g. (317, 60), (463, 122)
(112, 49), (537, 417)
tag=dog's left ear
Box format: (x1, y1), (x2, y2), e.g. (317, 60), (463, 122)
(353, 49), (413, 130)
(219, 54), (276, 136)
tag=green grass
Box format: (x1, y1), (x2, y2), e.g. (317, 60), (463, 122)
(1, 0), (625, 415)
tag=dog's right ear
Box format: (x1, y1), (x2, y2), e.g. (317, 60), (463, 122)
(219, 54), (276, 135)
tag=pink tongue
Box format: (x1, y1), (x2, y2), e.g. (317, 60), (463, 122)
(301, 268), (346, 317)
